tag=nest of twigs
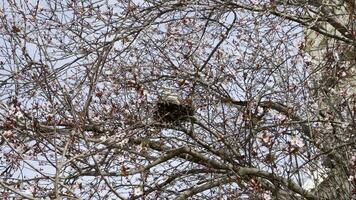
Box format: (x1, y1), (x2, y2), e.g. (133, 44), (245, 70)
(154, 100), (194, 123)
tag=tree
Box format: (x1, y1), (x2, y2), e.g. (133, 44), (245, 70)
(0, 0), (354, 199)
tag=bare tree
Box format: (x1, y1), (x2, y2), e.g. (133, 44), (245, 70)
(0, 0), (354, 199)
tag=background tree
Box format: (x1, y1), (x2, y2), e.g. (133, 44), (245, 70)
(0, 0), (354, 199)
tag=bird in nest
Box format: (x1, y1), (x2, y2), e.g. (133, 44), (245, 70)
(154, 90), (195, 123)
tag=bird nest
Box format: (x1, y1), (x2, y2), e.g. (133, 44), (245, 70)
(154, 100), (194, 123)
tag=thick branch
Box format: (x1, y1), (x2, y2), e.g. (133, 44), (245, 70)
(239, 168), (318, 200)
(176, 175), (236, 200)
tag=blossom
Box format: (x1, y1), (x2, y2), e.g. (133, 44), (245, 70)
(348, 175), (355, 183)
(262, 191), (272, 200)
(3, 130), (13, 138)
(117, 138), (129, 147)
(134, 187), (143, 195)
(291, 136), (304, 148)
(100, 135), (107, 141)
